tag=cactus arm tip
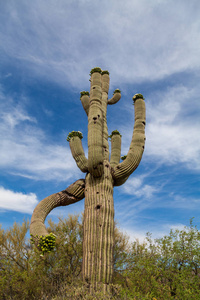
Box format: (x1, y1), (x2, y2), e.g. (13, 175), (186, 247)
(108, 89), (121, 105)
(109, 130), (122, 167)
(102, 70), (110, 75)
(89, 67), (102, 76)
(67, 132), (88, 173)
(80, 91), (90, 99)
(80, 91), (90, 115)
(67, 131), (83, 142)
(133, 93), (145, 102)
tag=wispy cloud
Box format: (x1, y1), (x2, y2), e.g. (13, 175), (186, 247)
(0, 187), (39, 214)
(0, 88), (82, 181)
(122, 222), (188, 243)
(1, 1), (200, 87)
(146, 85), (200, 170)
(120, 84), (200, 171)
(122, 175), (158, 199)
(159, 194), (200, 210)
(115, 174), (159, 228)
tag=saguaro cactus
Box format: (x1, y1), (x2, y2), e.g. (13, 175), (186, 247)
(30, 67), (146, 292)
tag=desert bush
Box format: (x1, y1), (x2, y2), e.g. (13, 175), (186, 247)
(0, 217), (200, 299)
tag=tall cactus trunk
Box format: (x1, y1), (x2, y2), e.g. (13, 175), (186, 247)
(82, 161), (114, 291)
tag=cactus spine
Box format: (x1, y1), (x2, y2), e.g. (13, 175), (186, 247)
(30, 68), (146, 292)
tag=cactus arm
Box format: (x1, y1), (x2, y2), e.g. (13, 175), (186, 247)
(30, 179), (85, 242)
(80, 92), (90, 116)
(88, 69), (104, 177)
(109, 131), (122, 167)
(68, 134), (88, 173)
(107, 89), (121, 105)
(112, 95), (146, 186)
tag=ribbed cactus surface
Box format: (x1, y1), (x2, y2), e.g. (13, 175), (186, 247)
(30, 67), (146, 292)
(83, 161), (114, 291)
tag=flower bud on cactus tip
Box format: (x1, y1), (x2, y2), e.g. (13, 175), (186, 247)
(133, 93), (145, 102)
(89, 67), (102, 76)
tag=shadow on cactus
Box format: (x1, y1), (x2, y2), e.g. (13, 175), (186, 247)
(30, 67), (146, 293)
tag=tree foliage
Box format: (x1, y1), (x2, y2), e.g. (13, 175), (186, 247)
(1, 216), (200, 299)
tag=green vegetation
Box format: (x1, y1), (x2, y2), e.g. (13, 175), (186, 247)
(108, 130), (122, 139)
(80, 91), (90, 99)
(67, 131), (83, 141)
(132, 93), (145, 102)
(102, 70), (110, 75)
(121, 155), (127, 161)
(1, 216), (200, 299)
(30, 232), (56, 256)
(89, 67), (102, 75)
(113, 88), (121, 95)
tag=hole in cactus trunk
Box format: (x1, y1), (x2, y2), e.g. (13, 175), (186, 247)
(96, 205), (101, 210)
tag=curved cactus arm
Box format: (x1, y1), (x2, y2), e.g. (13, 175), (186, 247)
(30, 179), (85, 245)
(112, 94), (146, 186)
(80, 91), (90, 116)
(88, 69), (104, 177)
(68, 134), (88, 173)
(108, 89), (121, 105)
(109, 131), (122, 167)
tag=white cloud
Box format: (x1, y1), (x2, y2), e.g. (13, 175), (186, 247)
(120, 84), (200, 171)
(122, 176), (158, 199)
(0, 90), (82, 181)
(159, 194), (200, 210)
(168, 223), (186, 232)
(122, 222), (188, 243)
(115, 175), (159, 227)
(145, 85), (200, 170)
(0, 187), (39, 214)
(1, 104), (36, 129)
(0, 1), (200, 87)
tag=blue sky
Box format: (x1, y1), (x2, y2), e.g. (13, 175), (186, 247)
(0, 0), (200, 241)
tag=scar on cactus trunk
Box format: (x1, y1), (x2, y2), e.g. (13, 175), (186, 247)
(30, 67), (146, 293)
